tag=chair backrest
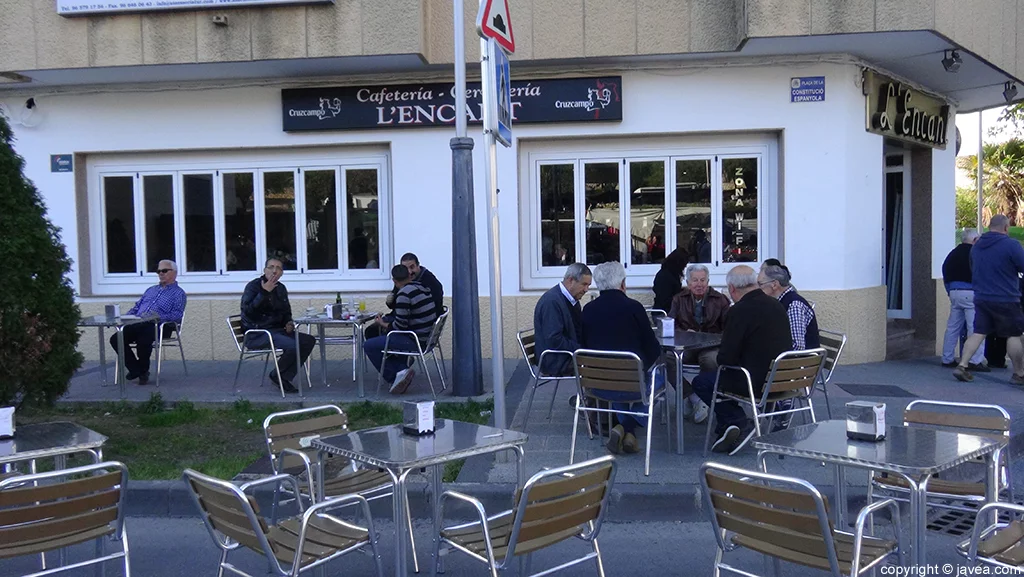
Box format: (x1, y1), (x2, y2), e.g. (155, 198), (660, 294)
(226, 315), (246, 351)
(183, 469), (279, 565)
(645, 308), (667, 330)
(903, 400), (1011, 439)
(424, 306), (450, 352)
(573, 349), (647, 399)
(517, 328), (539, 372)
(817, 330), (847, 382)
(263, 405), (349, 472)
(0, 461), (128, 558)
(700, 462), (839, 574)
(762, 348), (827, 402)
(503, 456), (616, 564)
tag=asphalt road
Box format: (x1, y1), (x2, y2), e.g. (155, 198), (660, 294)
(2, 515), (974, 576)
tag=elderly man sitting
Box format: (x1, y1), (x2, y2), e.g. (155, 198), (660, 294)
(580, 262), (664, 455)
(534, 262), (592, 377)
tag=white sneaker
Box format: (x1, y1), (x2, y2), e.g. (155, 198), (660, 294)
(390, 368), (414, 394)
(691, 399), (710, 424)
(682, 398), (694, 419)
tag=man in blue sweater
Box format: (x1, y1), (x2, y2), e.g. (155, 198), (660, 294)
(954, 215), (1024, 384)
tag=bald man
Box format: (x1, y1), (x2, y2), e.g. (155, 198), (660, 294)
(110, 259), (187, 385)
(691, 265), (792, 456)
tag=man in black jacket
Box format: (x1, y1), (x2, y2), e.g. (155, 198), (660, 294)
(691, 265), (792, 455)
(941, 229), (987, 369)
(240, 258), (316, 393)
(534, 263), (592, 376)
(582, 262), (663, 454)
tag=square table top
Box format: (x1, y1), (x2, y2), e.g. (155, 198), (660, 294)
(753, 419), (1006, 477)
(293, 312), (376, 325)
(0, 421), (108, 464)
(313, 419), (528, 470)
(78, 314), (157, 328)
(660, 331), (722, 351)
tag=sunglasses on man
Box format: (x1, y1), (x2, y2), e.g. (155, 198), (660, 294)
(157, 269), (173, 274)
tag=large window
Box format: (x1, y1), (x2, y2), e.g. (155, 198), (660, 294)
(525, 139), (775, 287)
(93, 152), (390, 289)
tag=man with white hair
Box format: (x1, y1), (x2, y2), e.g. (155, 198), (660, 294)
(941, 229), (986, 369)
(534, 262), (592, 376)
(954, 215), (1024, 384)
(109, 259), (187, 386)
(691, 265), (792, 455)
(580, 262), (663, 454)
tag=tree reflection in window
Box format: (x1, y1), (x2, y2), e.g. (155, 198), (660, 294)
(346, 169), (379, 270)
(540, 164), (576, 267)
(584, 162), (619, 265)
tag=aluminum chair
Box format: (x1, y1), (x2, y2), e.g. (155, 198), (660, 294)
(0, 461), (131, 577)
(570, 349), (670, 476)
(432, 455), (616, 577)
(869, 400), (1014, 517)
(375, 307), (450, 398)
(701, 462), (902, 576)
(112, 314), (187, 387)
(816, 329), (847, 419)
(183, 468), (384, 577)
(958, 501), (1024, 570)
(262, 405), (419, 572)
(644, 308), (667, 329)
(227, 314), (287, 397)
(516, 328), (574, 432)
(702, 348), (827, 457)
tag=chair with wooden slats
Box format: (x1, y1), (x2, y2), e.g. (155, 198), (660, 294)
(183, 468), (383, 577)
(816, 330), (847, 419)
(0, 461), (130, 577)
(702, 348), (827, 457)
(700, 462), (902, 576)
(868, 400), (1014, 517)
(516, 328), (575, 432)
(262, 405), (419, 572)
(431, 455), (616, 577)
(958, 501), (1024, 570)
(570, 349), (670, 476)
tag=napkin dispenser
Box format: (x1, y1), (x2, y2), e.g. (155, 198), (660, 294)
(659, 317), (675, 339)
(403, 401), (435, 436)
(325, 304), (343, 320)
(105, 304), (121, 318)
(0, 407), (14, 439)
(846, 401), (886, 441)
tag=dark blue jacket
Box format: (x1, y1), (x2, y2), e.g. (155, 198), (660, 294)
(581, 290), (662, 372)
(971, 232), (1024, 303)
(533, 284), (582, 375)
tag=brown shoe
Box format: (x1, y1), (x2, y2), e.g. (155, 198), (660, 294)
(622, 432), (640, 454)
(1011, 373), (1024, 386)
(606, 425), (624, 454)
(953, 365), (974, 382)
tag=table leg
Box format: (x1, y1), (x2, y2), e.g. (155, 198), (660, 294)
(983, 449), (1001, 529)
(431, 464), (445, 574)
(674, 352), (685, 455)
(115, 327), (127, 398)
(319, 325), (328, 387)
(833, 464), (846, 528)
(357, 325), (365, 398)
(906, 475), (930, 565)
(98, 326), (109, 386)
(390, 469), (413, 577)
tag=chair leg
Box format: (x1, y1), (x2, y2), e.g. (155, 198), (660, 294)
(807, 398), (817, 424)
(645, 407), (654, 476)
(664, 400), (672, 453)
(702, 393), (718, 458)
(120, 528), (131, 577)
(375, 350), (389, 397)
(270, 355), (285, 398)
(522, 376), (540, 432)
(262, 355), (270, 386)
(569, 399), (581, 465)
(404, 494), (420, 573)
(592, 537), (606, 577)
(156, 342), (163, 388)
(432, 350), (447, 392)
(94, 535), (105, 577)
(217, 549), (228, 577)
(546, 379), (561, 421)
(179, 340), (188, 376)
(437, 347), (449, 388)
(419, 355), (437, 399)
(821, 381), (833, 420)
(232, 353), (245, 392)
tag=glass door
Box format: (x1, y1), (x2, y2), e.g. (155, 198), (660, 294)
(720, 157), (760, 264)
(582, 160), (622, 266)
(625, 159), (667, 269)
(884, 151), (912, 318)
(673, 158), (714, 265)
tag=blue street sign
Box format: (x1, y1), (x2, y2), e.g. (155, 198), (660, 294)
(790, 76), (825, 103)
(493, 42), (512, 147)
(50, 154), (73, 173)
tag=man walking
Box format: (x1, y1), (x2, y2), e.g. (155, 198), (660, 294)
(941, 229), (987, 370)
(954, 215), (1024, 384)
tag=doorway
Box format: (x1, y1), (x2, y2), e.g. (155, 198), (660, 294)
(883, 150), (912, 319)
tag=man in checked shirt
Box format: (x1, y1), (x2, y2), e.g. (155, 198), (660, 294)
(109, 259), (187, 385)
(758, 261), (819, 430)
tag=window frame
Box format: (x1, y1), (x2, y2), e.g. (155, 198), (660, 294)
(521, 135), (777, 290)
(88, 149), (393, 295)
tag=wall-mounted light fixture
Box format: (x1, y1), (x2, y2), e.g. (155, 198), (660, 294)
(941, 50), (962, 73)
(1004, 81), (1018, 103)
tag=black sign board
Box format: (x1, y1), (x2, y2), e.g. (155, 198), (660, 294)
(282, 76), (622, 132)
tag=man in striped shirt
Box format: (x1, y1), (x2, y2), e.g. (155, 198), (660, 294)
(363, 265), (438, 394)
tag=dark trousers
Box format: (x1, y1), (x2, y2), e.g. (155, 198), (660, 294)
(363, 333), (419, 384)
(987, 335), (1009, 368)
(244, 330), (316, 382)
(362, 315), (394, 341)
(109, 322), (174, 375)
(692, 371), (752, 434)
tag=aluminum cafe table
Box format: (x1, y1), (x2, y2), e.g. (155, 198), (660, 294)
(312, 419), (528, 577)
(1, 421), (108, 474)
(78, 313), (159, 397)
(753, 419), (1006, 565)
(293, 312), (376, 398)
(660, 331), (722, 454)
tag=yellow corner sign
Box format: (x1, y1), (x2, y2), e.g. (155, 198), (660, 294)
(864, 70), (950, 149)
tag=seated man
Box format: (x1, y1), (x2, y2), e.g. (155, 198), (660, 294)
(109, 259), (187, 386)
(758, 262), (820, 430)
(534, 262), (592, 377)
(363, 265), (438, 394)
(691, 265), (792, 456)
(240, 258), (316, 394)
(581, 262), (664, 455)
(364, 252), (445, 341)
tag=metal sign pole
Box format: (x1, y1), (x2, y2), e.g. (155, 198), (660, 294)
(480, 37), (506, 430)
(977, 111), (984, 229)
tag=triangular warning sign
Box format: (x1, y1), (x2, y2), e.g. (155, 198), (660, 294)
(477, 0), (515, 54)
